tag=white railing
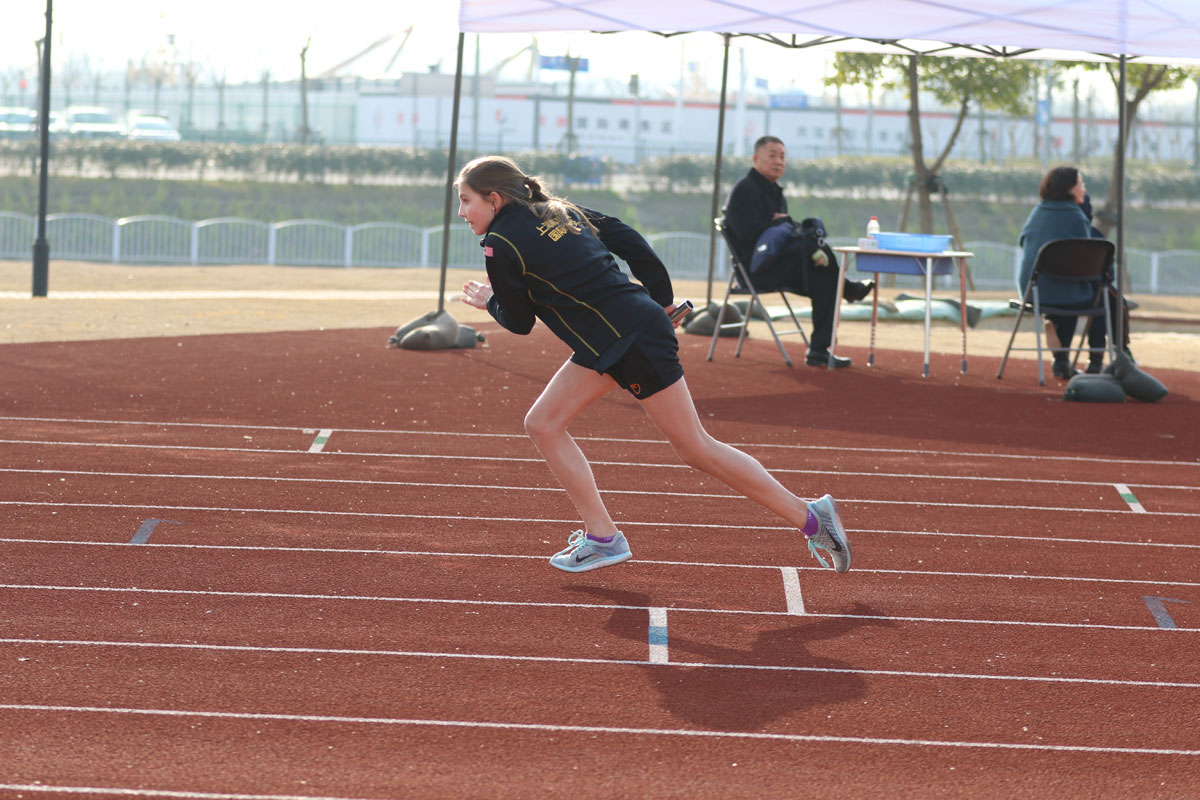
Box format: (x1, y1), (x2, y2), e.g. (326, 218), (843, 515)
(194, 218), (271, 265)
(0, 211), (34, 259)
(2, 211), (1198, 295)
(118, 215), (194, 264)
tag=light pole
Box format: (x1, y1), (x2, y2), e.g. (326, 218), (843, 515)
(32, 0), (53, 298)
(1192, 75), (1199, 169)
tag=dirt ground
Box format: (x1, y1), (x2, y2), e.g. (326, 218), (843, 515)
(3, 259), (1198, 372)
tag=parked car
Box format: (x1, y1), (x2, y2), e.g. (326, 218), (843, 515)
(124, 113), (182, 142)
(60, 105), (123, 139)
(0, 107), (36, 140)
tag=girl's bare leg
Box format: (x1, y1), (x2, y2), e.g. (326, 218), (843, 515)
(639, 376), (809, 528)
(524, 359), (621, 537)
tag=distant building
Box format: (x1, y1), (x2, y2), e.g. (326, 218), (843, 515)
(23, 71), (1197, 165)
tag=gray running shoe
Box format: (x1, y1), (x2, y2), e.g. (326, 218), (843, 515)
(805, 494), (852, 573)
(549, 530), (632, 573)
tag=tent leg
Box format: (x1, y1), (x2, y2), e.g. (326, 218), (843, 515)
(32, 0), (54, 298)
(704, 33), (731, 308)
(1114, 55), (1126, 350)
(393, 31), (474, 351)
(436, 31), (467, 315)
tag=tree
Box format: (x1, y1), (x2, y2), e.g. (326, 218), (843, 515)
(1065, 62), (1195, 238)
(57, 53), (88, 108)
(210, 67), (227, 130)
(298, 37), (313, 145)
(180, 60), (201, 130)
(141, 53), (173, 115)
(827, 54), (1037, 234)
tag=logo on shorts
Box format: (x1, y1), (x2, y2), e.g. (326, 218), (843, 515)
(630, 383), (642, 396)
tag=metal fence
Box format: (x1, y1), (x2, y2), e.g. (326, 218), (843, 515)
(2, 210), (1199, 295)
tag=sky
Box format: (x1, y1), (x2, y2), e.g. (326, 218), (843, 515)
(2, 0), (834, 99)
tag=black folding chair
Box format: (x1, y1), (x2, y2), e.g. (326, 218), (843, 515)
(997, 238), (1116, 385)
(706, 217), (809, 367)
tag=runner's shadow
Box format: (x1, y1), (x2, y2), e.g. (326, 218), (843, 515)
(566, 587), (893, 731)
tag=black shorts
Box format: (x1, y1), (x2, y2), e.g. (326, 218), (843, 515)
(574, 313), (684, 399)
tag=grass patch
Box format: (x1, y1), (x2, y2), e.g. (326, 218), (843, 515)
(2, 175), (1198, 251)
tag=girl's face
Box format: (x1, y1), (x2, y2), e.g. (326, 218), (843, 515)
(458, 183), (501, 235)
(1070, 173), (1087, 204)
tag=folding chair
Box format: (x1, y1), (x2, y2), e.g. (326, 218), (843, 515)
(706, 217), (809, 367)
(996, 238), (1116, 385)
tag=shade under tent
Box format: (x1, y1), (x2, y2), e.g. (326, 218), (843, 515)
(429, 0), (1200, 350)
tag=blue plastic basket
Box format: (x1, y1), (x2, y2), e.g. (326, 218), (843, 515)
(874, 232), (953, 253)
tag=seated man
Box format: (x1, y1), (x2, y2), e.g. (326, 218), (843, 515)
(724, 135), (872, 368)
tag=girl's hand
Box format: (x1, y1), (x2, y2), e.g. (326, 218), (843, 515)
(460, 280), (493, 309)
(665, 302), (687, 329)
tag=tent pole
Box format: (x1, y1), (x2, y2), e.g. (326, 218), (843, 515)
(705, 33), (732, 308)
(437, 32), (467, 314)
(1114, 55), (1126, 351)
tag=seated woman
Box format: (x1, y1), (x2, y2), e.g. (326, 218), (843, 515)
(1018, 166), (1126, 379)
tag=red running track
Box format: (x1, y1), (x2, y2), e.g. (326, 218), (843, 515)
(0, 324), (1198, 799)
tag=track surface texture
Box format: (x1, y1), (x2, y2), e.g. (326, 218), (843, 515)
(1, 324), (1198, 800)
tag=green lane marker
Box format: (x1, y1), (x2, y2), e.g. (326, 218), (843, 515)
(308, 429), (333, 453)
(1114, 483), (1146, 513)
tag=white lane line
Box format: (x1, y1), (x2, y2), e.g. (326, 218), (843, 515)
(781, 568), (805, 615)
(3, 536), (1198, 588)
(3, 583), (1196, 633)
(4, 704), (1199, 756)
(6, 441), (1200, 505)
(307, 429), (333, 454)
(853, 527), (1200, 551)
(3, 415), (1198, 468)
(4, 498), (1198, 522)
(4, 466), (1197, 493)
(0, 784), (365, 800)
(0, 290), (448, 300)
(6, 535), (1198, 588)
(648, 607), (669, 664)
(3, 637), (1199, 689)
(1115, 483), (1149, 513)
(0, 438), (547, 465)
(6, 442), (1199, 507)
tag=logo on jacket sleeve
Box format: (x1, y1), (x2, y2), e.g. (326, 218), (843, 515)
(536, 220), (569, 241)
(483, 245), (494, 257)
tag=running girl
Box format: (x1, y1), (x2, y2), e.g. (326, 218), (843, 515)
(456, 155), (853, 574)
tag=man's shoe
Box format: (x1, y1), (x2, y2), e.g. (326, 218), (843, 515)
(844, 280), (874, 303)
(806, 349), (851, 368)
(805, 494), (852, 573)
(1052, 359), (1079, 379)
(549, 530), (632, 573)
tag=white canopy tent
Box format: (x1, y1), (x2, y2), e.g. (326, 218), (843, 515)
(425, 0), (1200, 346)
(458, 0), (1200, 60)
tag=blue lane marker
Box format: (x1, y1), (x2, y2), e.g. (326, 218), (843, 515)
(648, 607), (668, 664)
(1143, 595), (1191, 629)
(131, 518), (182, 544)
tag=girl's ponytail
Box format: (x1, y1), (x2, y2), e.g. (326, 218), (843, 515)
(458, 156), (596, 235)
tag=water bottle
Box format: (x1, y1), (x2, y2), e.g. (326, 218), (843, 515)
(866, 216), (880, 238)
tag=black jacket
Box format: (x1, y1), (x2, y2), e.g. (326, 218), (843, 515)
(482, 203), (674, 370)
(723, 168), (787, 267)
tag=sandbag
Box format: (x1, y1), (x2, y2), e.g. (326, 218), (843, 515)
(683, 303), (743, 337)
(1103, 351), (1167, 402)
(732, 298), (771, 320)
(1063, 373), (1126, 403)
(387, 309), (480, 350)
(894, 293), (983, 327)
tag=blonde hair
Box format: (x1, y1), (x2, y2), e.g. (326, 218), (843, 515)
(456, 155), (597, 235)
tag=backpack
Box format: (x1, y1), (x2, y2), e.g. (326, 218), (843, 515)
(748, 216), (836, 295)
